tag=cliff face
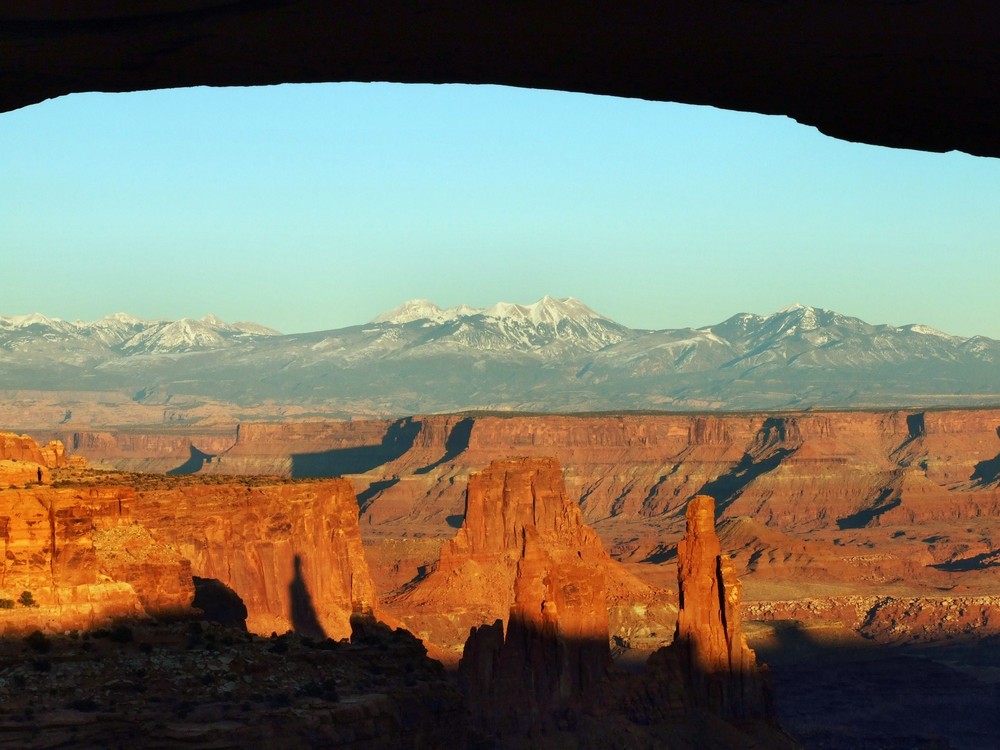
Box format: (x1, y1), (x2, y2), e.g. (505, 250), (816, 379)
(389, 457), (666, 662)
(0, 430), (74, 486)
(71, 410), (1000, 533)
(665, 495), (771, 721)
(58, 409), (1000, 603)
(133, 478), (378, 640)
(0, 484), (193, 634)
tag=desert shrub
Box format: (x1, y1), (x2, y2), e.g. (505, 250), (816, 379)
(0, 599), (14, 609)
(108, 625), (133, 643)
(18, 590), (36, 607)
(24, 630), (50, 653)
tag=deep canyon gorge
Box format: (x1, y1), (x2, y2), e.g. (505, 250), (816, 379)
(1, 408), (998, 747)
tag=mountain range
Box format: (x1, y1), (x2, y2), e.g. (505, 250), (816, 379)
(2, 298), (998, 415)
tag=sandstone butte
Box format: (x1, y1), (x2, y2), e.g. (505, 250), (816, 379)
(447, 460), (784, 745)
(452, 458), (613, 730)
(385, 456), (672, 663)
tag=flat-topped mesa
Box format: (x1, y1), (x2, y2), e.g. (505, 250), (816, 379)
(457, 458), (611, 732)
(668, 494), (771, 721)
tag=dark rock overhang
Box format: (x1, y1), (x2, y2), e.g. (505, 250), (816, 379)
(2, 1), (998, 157)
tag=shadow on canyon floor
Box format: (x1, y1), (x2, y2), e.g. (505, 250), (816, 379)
(414, 418), (474, 475)
(749, 620), (1000, 750)
(694, 447), (795, 518)
(972, 451), (1000, 485)
(836, 486), (902, 530)
(290, 417), (421, 478)
(166, 444), (216, 475)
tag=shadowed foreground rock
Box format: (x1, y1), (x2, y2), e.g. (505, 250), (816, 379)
(0, 618), (464, 750)
(4, 2), (1000, 157)
(454, 469), (792, 747)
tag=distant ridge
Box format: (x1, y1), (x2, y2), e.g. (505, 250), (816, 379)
(1, 300), (997, 414)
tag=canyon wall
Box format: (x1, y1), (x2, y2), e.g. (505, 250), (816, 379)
(132, 478), (379, 640)
(0, 483), (194, 635)
(63, 409), (1000, 532)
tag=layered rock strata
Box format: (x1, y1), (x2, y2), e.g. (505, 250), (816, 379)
(661, 495), (772, 721)
(386, 457), (668, 661)
(65, 409), (1000, 538)
(132, 478), (379, 640)
(0, 484), (193, 634)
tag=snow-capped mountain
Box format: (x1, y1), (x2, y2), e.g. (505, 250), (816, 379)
(0, 313), (280, 358)
(1, 300), (997, 414)
(368, 296), (629, 357)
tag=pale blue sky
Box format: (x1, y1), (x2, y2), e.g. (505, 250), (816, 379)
(2, 83), (998, 337)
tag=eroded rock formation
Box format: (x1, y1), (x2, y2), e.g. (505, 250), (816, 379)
(133, 478), (379, 640)
(0, 430), (74, 487)
(456, 461), (612, 731)
(662, 494), (771, 721)
(387, 456), (668, 662)
(0, 485), (193, 634)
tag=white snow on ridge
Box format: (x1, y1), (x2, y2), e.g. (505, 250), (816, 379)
(373, 295), (613, 326)
(372, 299), (448, 324)
(902, 324), (961, 340)
(775, 302), (808, 314)
(1, 312), (69, 329)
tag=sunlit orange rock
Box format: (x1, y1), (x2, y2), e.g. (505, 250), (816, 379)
(133, 479), (378, 640)
(387, 457), (662, 661)
(665, 494), (771, 721)
(0, 485), (193, 634)
(455, 458), (611, 730)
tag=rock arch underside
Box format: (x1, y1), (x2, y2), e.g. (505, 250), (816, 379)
(2, 1), (999, 157)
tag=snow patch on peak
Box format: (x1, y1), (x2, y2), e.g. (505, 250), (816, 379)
(200, 313), (230, 328)
(902, 324), (960, 340)
(6, 312), (65, 328)
(97, 312), (147, 326)
(481, 296), (608, 326)
(775, 303), (809, 314)
(372, 299), (446, 324)
(373, 296), (613, 327)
